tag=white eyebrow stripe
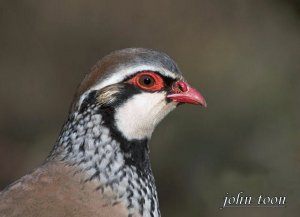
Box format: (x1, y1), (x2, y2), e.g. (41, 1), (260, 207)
(77, 64), (182, 108)
(93, 64), (179, 90)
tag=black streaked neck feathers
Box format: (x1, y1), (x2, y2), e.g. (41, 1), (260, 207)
(48, 90), (160, 217)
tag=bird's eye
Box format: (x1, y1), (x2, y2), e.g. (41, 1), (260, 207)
(138, 75), (155, 87)
(127, 71), (165, 91)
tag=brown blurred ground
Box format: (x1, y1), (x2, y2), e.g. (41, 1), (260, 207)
(0, 1), (300, 217)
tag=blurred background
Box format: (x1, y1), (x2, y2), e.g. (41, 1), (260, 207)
(0, 0), (300, 216)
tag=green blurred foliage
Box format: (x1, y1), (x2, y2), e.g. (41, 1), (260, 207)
(0, 0), (300, 216)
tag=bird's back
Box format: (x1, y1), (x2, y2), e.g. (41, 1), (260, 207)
(0, 161), (130, 217)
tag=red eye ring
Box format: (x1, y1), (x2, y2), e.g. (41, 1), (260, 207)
(128, 71), (165, 91)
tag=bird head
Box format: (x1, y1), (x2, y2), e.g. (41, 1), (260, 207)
(71, 48), (206, 141)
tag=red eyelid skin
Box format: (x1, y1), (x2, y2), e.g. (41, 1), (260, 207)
(127, 71), (165, 91)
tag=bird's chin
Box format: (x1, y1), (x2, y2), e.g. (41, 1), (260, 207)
(114, 92), (176, 141)
(174, 102), (184, 107)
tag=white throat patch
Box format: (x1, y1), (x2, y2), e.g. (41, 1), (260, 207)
(114, 92), (177, 140)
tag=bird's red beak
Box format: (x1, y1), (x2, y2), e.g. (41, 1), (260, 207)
(167, 81), (207, 107)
